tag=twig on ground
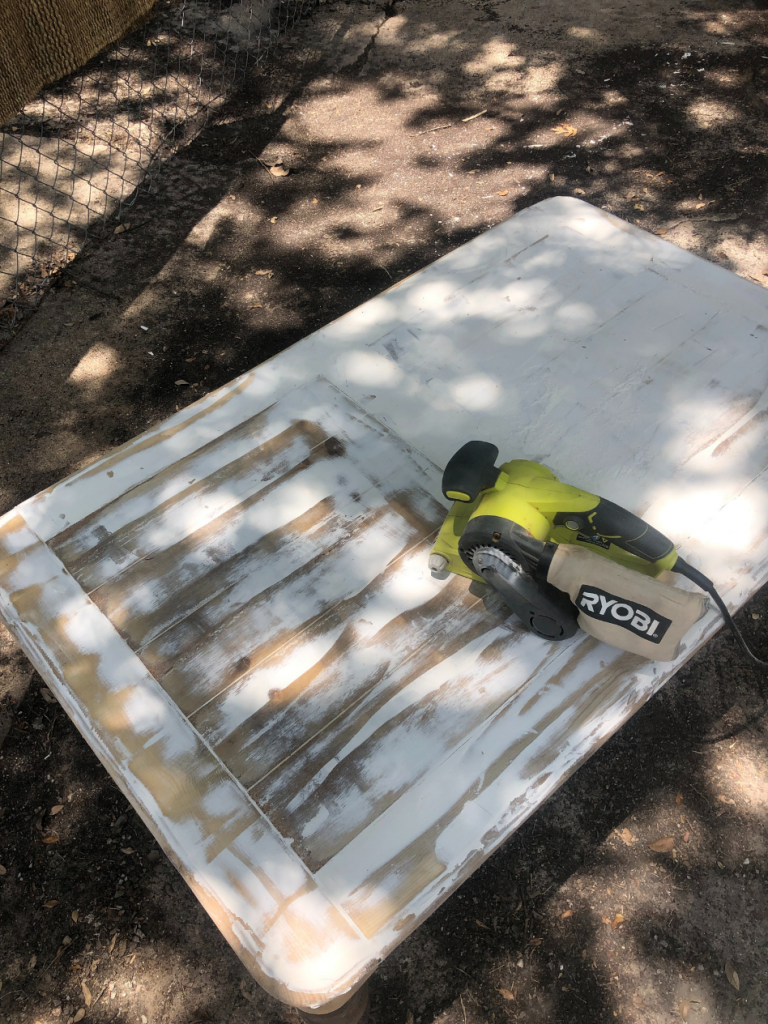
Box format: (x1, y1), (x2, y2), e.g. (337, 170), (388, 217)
(409, 124), (453, 136)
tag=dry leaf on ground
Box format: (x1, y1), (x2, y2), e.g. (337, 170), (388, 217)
(72, 910), (79, 923)
(476, 919), (490, 929)
(611, 913), (626, 930)
(27, 955), (37, 972)
(725, 962), (739, 991)
(574, 188), (585, 195)
(239, 978), (256, 1003)
(44, 899), (58, 909)
(498, 988), (516, 1000)
(561, 909), (574, 919)
(107, 933), (118, 955)
(619, 828), (633, 845)
(73, 1010), (85, 1023)
(552, 123), (577, 137)
(0, 865), (6, 876)
(41, 688), (57, 703)
(267, 162), (290, 177)
(529, 937), (543, 946)
(497, 190), (509, 196)
(679, 999), (691, 1019)
(655, 228), (670, 235)
(42, 836), (58, 845)
(649, 836), (675, 854)
(253, 269), (273, 277)
(175, 380), (190, 386)
(81, 981), (92, 1007)
(120, 848), (134, 855)
(50, 804), (64, 815)
(676, 793), (683, 804)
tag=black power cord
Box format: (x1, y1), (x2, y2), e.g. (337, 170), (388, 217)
(674, 558), (768, 668)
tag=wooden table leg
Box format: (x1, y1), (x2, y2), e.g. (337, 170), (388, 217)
(297, 982), (370, 1024)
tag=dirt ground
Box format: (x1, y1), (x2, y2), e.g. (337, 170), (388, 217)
(2, 1), (768, 1022)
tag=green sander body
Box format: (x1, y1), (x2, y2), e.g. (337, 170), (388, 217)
(428, 441), (739, 662)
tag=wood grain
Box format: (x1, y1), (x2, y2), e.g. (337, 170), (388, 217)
(4, 199), (768, 1013)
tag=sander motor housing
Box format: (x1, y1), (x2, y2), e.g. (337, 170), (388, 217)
(429, 442), (708, 661)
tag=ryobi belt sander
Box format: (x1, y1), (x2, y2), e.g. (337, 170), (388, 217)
(429, 441), (766, 664)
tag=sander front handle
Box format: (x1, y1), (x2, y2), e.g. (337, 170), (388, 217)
(442, 440), (500, 503)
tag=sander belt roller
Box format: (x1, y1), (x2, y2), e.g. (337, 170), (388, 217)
(430, 441), (763, 665)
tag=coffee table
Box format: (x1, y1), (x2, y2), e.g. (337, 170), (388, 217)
(2, 197), (768, 1020)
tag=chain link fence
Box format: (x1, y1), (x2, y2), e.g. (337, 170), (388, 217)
(0, 0), (315, 332)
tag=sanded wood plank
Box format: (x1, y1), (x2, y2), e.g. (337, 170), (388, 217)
(143, 503), (420, 715)
(118, 387), (448, 718)
(89, 448), (386, 652)
(332, 643), (646, 938)
(254, 622), (550, 872)
(208, 549), (507, 790)
(52, 417), (327, 591)
(244, 573), (513, 812)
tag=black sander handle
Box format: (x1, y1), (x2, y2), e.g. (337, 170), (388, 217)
(589, 498), (675, 562)
(442, 441), (500, 503)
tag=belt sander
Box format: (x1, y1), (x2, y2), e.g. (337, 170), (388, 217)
(429, 441), (764, 664)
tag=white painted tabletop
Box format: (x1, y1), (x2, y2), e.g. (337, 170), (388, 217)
(2, 197), (768, 1012)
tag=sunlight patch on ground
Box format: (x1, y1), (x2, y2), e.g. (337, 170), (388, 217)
(68, 343), (119, 387)
(700, 734), (768, 830)
(463, 38), (518, 77)
(686, 99), (740, 129)
(567, 26), (608, 44)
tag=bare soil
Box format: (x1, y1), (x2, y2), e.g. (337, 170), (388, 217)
(2, 2), (768, 1023)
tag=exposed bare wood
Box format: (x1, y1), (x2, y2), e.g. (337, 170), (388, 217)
(2, 200), (768, 1015)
